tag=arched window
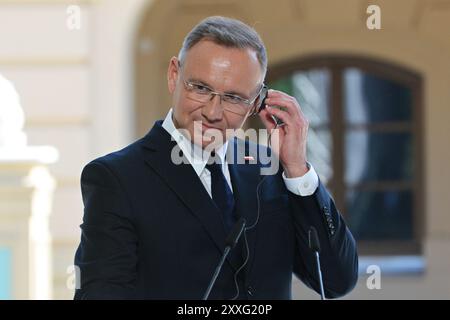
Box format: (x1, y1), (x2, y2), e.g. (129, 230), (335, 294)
(265, 56), (423, 255)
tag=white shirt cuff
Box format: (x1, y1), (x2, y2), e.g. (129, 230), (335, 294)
(282, 162), (319, 196)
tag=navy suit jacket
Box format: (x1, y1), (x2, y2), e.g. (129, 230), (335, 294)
(74, 120), (358, 299)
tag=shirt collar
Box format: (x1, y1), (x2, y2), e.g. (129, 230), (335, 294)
(162, 108), (229, 177)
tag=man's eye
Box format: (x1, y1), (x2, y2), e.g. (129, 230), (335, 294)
(224, 95), (244, 104)
(193, 84), (211, 94)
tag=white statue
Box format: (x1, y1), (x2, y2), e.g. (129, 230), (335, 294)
(0, 74), (27, 147)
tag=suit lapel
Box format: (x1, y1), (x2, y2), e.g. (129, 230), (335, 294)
(141, 121), (246, 272)
(142, 122), (227, 253)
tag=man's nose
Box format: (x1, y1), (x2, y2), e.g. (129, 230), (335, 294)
(203, 93), (224, 121)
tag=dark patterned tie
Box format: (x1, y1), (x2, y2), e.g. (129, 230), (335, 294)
(206, 158), (236, 233)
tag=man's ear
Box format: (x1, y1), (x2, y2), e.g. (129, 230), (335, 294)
(167, 57), (179, 94)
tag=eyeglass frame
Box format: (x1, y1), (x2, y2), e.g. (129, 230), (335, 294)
(177, 60), (267, 116)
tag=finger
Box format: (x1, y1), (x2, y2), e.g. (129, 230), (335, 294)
(266, 90), (304, 118)
(258, 108), (276, 130)
(265, 96), (301, 119)
(266, 105), (293, 127)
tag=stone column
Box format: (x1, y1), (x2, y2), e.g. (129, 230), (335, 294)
(0, 148), (58, 299)
(0, 75), (58, 299)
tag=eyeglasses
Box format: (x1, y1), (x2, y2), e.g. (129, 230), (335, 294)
(181, 78), (266, 116)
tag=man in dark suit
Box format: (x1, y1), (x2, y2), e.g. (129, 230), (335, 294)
(74, 16), (358, 300)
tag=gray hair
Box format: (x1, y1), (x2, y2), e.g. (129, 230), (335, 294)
(178, 16), (267, 75)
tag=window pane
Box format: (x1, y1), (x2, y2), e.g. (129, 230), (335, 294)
(292, 70), (330, 127)
(345, 131), (413, 185)
(344, 68), (412, 124)
(307, 128), (332, 185)
(346, 190), (413, 240)
(270, 69), (330, 127)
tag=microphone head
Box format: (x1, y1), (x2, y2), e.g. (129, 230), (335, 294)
(308, 227), (321, 253)
(225, 218), (246, 249)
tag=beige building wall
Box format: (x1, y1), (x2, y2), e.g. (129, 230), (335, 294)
(0, 0), (149, 299)
(1, 0), (449, 299)
(1, 1), (90, 299)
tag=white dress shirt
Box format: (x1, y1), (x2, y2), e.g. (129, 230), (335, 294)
(161, 109), (319, 197)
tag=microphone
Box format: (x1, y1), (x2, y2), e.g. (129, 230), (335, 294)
(308, 226), (326, 300)
(202, 218), (246, 300)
